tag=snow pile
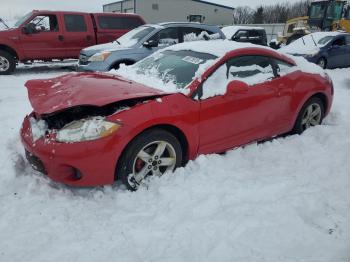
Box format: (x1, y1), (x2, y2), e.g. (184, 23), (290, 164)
(0, 66), (350, 262)
(221, 25), (264, 39)
(280, 32), (342, 55)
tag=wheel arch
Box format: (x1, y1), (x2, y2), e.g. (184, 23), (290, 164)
(109, 59), (135, 70)
(292, 91), (329, 129)
(0, 44), (19, 60)
(114, 123), (190, 181)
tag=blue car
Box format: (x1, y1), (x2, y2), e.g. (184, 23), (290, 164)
(77, 22), (225, 72)
(281, 32), (350, 69)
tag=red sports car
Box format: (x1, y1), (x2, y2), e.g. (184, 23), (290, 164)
(21, 41), (333, 190)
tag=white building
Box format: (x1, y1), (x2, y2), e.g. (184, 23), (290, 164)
(103, 0), (235, 26)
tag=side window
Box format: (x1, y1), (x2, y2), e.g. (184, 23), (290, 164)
(272, 59), (295, 75)
(201, 56), (275, 99)
(182, 27), (215, 42)
(227, 56), (274, 85)
(332, 37), (346, 46)
(233, 30), (248, 41)
(149, 28), (179, 46)
(64, 14), (87, 32)
(26, 15), (59, 33)
(98, 16), (143, 30)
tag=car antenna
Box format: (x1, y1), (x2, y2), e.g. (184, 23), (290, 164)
(310, 34), (317, 46)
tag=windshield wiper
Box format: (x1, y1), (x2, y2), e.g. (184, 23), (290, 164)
(0, 18), (9, 29)
(310, 34), (317, 46)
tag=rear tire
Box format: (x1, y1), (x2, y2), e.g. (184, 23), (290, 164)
(292, 97), (325, 135)
(117, 128), (183, 191)
(0, 50), (15, 75)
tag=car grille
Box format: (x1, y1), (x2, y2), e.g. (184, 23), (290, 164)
(79, 54), (90, 65)
(25, 150), (47, 174)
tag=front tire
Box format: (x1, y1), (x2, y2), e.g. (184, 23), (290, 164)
(292, 97), (324, 134)
(317, 57), (327, 69)
(117, 129), (183, 191)
(0, 50), (16, 75)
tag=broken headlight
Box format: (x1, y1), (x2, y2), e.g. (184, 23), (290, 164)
(56, 117), (120, 143)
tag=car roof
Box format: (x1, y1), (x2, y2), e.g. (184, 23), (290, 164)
(163, 39), (291, 61)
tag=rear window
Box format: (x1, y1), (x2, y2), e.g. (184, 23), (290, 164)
(64, 14), (87, 32)
(98, 16), (143, 30)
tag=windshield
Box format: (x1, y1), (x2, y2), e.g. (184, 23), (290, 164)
(309, 1), (344, 20)
(116, 26), (155, 47)
(14, 12), (33, 28)
(325, 1), (344, 20)
(116, 50), (217, 92)
(317, 35), (335, 45)
(309, 2), (327, 18)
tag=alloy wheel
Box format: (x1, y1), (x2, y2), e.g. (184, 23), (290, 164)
(0, 56), (10, 72)
(128, 140), (177, 187)
(301, 103), (322, 130)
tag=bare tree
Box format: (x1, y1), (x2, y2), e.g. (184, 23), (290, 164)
(236, 0), (309, 24)
(233, 6), (254, 24)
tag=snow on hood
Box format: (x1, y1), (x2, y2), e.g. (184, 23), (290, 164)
(280, 32), (342, 55)
(82, 42), (131, 56)
(222, 25), (264, 39)
(25, 72), (167, 115)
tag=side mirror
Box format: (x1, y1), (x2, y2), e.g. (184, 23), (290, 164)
(21, 26), (29, 34)
(143, 40), (158, 48)
(226, 80), (249, 96)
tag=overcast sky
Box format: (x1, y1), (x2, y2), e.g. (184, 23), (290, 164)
(1, 0), (301, 20)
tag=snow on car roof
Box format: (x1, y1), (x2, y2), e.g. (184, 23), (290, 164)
(163, 39), (267, 57)
(280, 31), (344, 55)
(221, 25), (265, 39)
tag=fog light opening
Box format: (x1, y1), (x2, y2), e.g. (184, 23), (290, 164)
(73, 169), (83, 180)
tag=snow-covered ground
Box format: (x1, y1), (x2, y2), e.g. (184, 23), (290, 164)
(0, 65), (350, 262)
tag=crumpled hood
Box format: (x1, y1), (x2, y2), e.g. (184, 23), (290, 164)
(81, 42), (131, 57)
(25, 72), (167, 115)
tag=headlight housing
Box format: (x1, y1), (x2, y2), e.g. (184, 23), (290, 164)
(88, 51), (111, 62)
(56, 117), (121, 143)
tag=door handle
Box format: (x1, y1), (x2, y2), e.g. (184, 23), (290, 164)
(86, 35), (92, 41)
(58, 35), (64, 41)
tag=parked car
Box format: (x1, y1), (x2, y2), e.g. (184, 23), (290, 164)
(77, 22), (225, 72)
(222, 26), (267, 46)
(0, 10), (145, 75)
(21, 40), (333, 190)
(280, 31), (350, 69)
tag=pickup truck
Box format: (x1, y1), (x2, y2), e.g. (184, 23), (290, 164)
(0, 10), (145, 74)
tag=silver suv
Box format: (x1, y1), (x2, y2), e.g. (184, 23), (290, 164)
(77, 22), (225, 72)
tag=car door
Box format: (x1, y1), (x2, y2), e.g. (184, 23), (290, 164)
(20, 13), (64, 59)
(60, 13), (95, 58)
(327, 36), (347, 68)
(142, 27), (180, 57)
(198, 55), (290, 154)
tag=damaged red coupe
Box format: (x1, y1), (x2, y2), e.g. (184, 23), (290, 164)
(21, 41), (333, 190)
